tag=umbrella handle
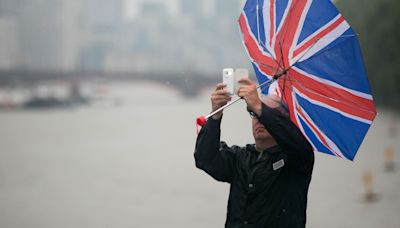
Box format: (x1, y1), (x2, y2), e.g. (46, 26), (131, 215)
(196, 97), (242, 131)
(196, 78), (275, 127)
(204, 96), (243, 120)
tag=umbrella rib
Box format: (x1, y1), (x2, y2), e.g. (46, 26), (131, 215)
(274, 0), (302, 53)
(286, 73), (376, 114)
(270, 34), (335, 81)
(294, 34), (357, 63)
(259, 72), (375, 115)
(258, 34), (355, 109)
(247, 0), (286, 75)
(253, 41), (285, 73)
(277, 34), (372, 113)
(278, 42), (287, 69)
(252, 61), (279, 72)
(257, 41), (289, 96)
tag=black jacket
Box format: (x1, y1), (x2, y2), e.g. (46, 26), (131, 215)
(194, 104), (314, 228)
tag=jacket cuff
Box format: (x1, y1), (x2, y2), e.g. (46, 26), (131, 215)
(258, 103), (281, 124)
(203, 116), (222, 132)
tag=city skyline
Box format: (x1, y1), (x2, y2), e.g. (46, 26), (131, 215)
(0, 0), (249, 75)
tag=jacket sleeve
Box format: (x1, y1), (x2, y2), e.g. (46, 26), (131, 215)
(194, 117), (237, 183)
(257, 104), (314, 172)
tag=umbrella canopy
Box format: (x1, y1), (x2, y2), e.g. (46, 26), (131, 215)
(239, 0), (377, 160)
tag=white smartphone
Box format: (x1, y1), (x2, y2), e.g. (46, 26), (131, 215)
(234, 68), (249, 94)
(223, 68), (235, 95)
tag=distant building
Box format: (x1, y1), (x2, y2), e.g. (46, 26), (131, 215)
(80, 0), (123, 33)
(0, 0), (249, 75)
(0, 17), (19, 70)
(215, 0), (243, 17)
(103, 1), (170, 73)
(78, 0), (123, 72)
(3, 0), (80, 71)
(180, 0), (206, 17)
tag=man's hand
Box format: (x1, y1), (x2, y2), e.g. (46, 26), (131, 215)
(237, 78), (262, 116)
(211, 83), (232, 120)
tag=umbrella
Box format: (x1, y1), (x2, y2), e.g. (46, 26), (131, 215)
(238, 0), (377, 160)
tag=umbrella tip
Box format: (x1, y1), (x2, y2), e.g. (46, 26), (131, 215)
(196, 116), (207, 126)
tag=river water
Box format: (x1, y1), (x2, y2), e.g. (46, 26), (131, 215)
(0, 82), (399, 228)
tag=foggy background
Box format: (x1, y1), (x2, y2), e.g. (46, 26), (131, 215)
(0, 0), (399, 227)
(0, 0), (248, 74)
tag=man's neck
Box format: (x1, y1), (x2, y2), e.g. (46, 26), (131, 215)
(255, 139), (277, 152)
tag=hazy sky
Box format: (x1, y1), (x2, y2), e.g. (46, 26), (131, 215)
(124, 0), (179, 19)
(123, 0), (230, 19)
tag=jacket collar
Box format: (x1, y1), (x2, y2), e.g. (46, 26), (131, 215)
(248, 144), (282, 160)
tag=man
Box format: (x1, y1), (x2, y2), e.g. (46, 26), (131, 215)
(194, 78), (314, 228)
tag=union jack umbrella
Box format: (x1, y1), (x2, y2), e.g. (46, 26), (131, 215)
(239, 0), (377, 160)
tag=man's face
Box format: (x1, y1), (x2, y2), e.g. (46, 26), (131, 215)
(252, 118), (272, 140)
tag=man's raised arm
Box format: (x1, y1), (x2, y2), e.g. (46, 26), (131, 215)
(238, 78), (313, 172)
(194, 83), (237, 183)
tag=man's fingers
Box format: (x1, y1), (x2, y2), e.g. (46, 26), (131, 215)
(213, 100), (231, 109)
(212, 95), (232, 103)
(212, 94), (231, 101)
(213, 89), (230, 96)
(237, 87), (249, 97)
(215, 83), (226, 91)
(238, 77), (253, 85)
(214, 100), (230, 106)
